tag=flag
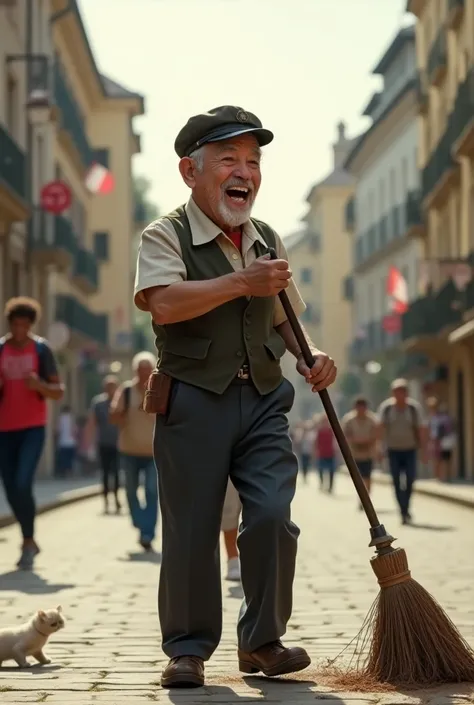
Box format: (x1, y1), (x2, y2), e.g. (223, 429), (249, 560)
(387, 266), (408, 314)
(85, 163), (115, 195)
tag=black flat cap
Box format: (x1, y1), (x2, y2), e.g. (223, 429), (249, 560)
(174, 105), (274, 159)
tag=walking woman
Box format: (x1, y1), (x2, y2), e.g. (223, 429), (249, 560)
(0, 298), (64, 569)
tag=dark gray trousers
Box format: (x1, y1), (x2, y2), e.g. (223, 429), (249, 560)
(154, 377), (299, 661)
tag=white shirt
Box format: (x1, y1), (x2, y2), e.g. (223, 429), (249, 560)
(57, 412), (76, 448)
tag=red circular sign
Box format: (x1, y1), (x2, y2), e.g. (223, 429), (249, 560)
(40, 180), (72, 215)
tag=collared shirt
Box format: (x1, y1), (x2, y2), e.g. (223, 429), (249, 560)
(134, 196), (306, 327)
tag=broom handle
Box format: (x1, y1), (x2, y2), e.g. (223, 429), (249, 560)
(268, 248), (381, 529)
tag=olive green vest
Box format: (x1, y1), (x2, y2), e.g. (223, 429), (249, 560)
(152, 205), (286, 395)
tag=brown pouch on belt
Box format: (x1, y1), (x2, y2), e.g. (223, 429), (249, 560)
(142, 370), (172, 415)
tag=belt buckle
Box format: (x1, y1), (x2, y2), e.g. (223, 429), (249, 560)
(237, 365), (250, 380)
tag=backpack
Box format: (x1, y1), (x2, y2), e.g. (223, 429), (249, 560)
(0, 336), (49, 401)
(381, 403), (420, 445)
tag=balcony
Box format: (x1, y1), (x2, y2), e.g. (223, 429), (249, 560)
(0, 124), (29, 220)
(427, 30), (447, 87)
(451, 68), (474, 158)
(29, 211), (78, 270)
(55, 294), (109, 348)
(405, 191), (424, 237)
(72, 247), (99, 294)
(402, 281), (463, 344)
(348, 318), (401, 364)
(54, 61), (94, 171)
(422, 125), (457, 206)
(345, 197), (355, 231)
(401, 295), (437, 342)
(447, 0), (464, 29)
(415, 72), (429, 114)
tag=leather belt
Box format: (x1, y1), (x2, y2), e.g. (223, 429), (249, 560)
(237, 364), (250, 380)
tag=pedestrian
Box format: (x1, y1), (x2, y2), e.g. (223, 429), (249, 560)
(427, 398), (456, 482)
(110, 352), (158, 551)
(341, 396), (378, 507)
(377, 378), (428, 524)
(134, 105), (337, 688)
(314, 414), (337, 493)
(83, 375), (121, 514)
(55, 405), (77, 478)
(221, 479), (242, 582)
(0, 297), (64, 569)
(299, 420), (316, 482)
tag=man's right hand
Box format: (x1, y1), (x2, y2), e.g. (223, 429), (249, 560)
(239, 255), (291, 297)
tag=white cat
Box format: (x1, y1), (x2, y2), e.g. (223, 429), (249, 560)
(0, 606), (65, 668)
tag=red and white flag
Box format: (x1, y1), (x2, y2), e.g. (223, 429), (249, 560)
(387, 266), (408, 314)
(85, 163), (115, 195)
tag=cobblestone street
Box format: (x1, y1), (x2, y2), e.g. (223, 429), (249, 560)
(0, 473), (473, 704)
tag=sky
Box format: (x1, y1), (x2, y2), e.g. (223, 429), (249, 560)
(78, 0), (409, 237)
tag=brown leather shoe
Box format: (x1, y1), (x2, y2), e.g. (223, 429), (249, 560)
(238, 640), (311, 677)
(160, 656), (205, 688)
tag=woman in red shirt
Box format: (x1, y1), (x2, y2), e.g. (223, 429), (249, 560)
(0, 298), (64, 569)
(314, 414), (338, 493)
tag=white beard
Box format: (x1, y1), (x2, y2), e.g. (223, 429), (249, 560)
(216, 198), (253, 228)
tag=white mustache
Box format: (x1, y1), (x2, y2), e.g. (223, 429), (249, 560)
(222, 180), (253, 193)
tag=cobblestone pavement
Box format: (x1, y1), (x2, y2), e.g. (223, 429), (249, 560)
(0, 472), (473, 704)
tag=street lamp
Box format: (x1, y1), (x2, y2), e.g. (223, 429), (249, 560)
(26, 89), (53, 126)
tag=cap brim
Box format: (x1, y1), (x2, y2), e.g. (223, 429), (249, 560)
(201, 125), (274, 149)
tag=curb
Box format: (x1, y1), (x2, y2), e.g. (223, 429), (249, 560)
(0, 484), (102, 530)
(372, 472), (474, 509)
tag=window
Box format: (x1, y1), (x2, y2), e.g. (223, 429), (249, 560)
(300, 267), (312, 284)
(35, 135), (44, 203)
(93, 148), (109, 168)
(94, 231), (110, 261)
(11, 262), (21, 297)
(6, 75), (18, 138)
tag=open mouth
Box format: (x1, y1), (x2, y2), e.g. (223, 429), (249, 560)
(225, 186), (251, 204)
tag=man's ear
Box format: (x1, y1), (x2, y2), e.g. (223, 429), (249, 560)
(179, 157), (198, 188)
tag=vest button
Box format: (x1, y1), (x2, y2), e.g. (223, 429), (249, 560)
(232, 253), (239, 261)
(245, 333), (251, 340)
(236, 350), (243, 357)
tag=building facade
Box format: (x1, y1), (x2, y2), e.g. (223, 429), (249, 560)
(344, 26), (425, 407)
(403, 0), (474, 479)
(1, 0), (145, 474)
(282, 123), (355, 423)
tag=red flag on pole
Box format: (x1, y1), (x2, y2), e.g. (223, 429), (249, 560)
(387, 266), (408, 314)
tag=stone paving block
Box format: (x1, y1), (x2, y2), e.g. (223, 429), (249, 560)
(0, 475), (473, 704)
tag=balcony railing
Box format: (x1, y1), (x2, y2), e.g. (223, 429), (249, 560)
(72, 247), (99, 294)
(421, 125), (455, 202)
(450, 68), (474, 156)
(427, 30), (447, 86)
(55, 294), (109, 347)
(0, 124), (26, 201)
(345, 197), (355, 231)
(54, 61), (94, 169)
(401, 295), (437, 340)
(402, 281), (463, 341)
(30, 211), (78, 269)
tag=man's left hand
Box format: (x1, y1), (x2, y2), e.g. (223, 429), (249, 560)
(296, 351), (337, 392)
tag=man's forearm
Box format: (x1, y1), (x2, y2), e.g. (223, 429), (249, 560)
(144, 273), (247, 325)
(275, 319), (319, 359)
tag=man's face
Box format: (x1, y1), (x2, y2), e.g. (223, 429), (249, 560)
(180, 134), (262, 229)
(9, 316), (32, 343)
(137, 361), (153, 386)
(393, 387), (407, 404)
(355, 401), (367, 416)
(104, 381), (117, 399)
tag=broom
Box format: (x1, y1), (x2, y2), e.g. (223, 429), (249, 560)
(268, 247), (474, 687)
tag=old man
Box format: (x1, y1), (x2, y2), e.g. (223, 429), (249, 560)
(134, 105), (337, 688)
